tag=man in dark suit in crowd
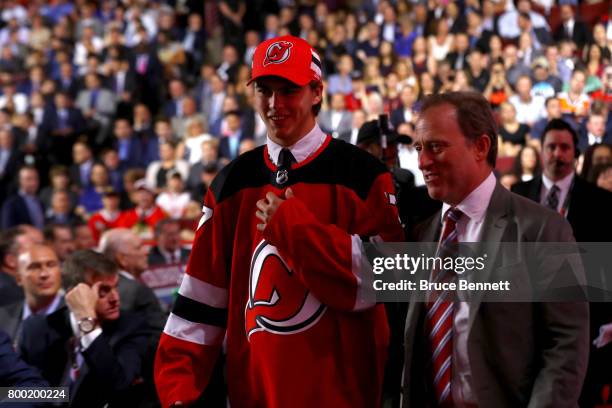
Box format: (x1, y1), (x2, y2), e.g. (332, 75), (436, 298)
(148, 219), (190, 267)
(553, 4), (591, 49)
(107, 57), (138, 120)
(1, 166), (45, 230)
(0, 229), (25, 308)
(577, 110), (612, 154)
(0, 328), (48, 400)
(512, 118), (612, 407)
(218, 110), (252, 163)
(186, 138), (220, 193)
(181, 13), (207, 73)
(69, 140), (95, 191)
(0, 244), (63, 344)
(0, 226), (44, 308)
(0, 128), (22, 203)
(39, 91), (85, 166)
(55, 62), (81, 100)
(390, 84), (418, 130)
(19, 250), (150, 408)
(512, 119), (612, 242)
(403, 92), (588, 407)
(112, 118), (144, 170)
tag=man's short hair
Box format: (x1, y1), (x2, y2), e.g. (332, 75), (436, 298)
(43, 223), (71, 242)
(154, 218), (180, 237)
(420, 92), (498, 167)
(310, 81), (322, 116)
(542, 118), (578, 152)
(544, 96), (558, 107)
(0, 228), (20, 262)
(62, 249), (118, 290)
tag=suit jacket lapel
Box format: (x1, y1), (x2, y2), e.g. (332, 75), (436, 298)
(467, 183), (509, 327)
(528, 177), (542, 202)
(405, 211), (441, 348)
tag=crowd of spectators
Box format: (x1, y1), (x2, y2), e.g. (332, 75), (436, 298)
(0, 0), (609, 238)
(0, 0), (610, 405)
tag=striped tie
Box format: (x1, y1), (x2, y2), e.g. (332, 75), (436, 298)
(426, 207), (463, 406)
(545, 184), (560, 212)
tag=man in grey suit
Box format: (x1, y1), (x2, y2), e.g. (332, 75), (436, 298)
(402, 92), (588, 407)
(76, 73), (116, 148)
(318, 93), (353, 138)
(98, 228), (166, 332)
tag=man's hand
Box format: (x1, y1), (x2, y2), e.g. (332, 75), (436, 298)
(255, 188), (294, 231)
(65, 282), (100, 320)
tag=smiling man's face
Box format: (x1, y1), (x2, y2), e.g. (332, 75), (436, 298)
(253, 76), (321, 147)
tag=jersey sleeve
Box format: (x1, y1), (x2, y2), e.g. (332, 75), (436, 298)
(154, 189), (229, 407)
(263, 171), (404, 312)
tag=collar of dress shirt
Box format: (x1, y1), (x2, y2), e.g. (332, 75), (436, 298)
(22, 293), (62, 321)
(588, 132), (603, 146)
(159, 247), (180, 263)
(119, 270), (135, 280)
(266, 123), (326, 165)
(441, 171), (496, 225)
(542, 171), (574, 193)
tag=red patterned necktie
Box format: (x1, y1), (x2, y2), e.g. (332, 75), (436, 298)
(426, 207), (463, 406)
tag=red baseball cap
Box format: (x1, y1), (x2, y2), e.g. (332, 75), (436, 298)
(248, 35), (323, 87)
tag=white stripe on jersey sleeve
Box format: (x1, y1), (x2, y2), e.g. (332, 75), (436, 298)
(163, 313), (225, 346)
(351, 234), (377, 311)
(179, 274), (228, 309)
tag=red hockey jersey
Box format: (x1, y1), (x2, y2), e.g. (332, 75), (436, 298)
(88, 211), (125, 243)
(155, 137), (404, 407)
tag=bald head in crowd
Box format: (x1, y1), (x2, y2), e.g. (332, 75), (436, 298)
(98, 228), (149, 278)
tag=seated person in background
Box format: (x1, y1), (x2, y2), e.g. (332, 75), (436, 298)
(44, 190), (81, 226)
(148, 218), (190, 267)
(117, 179), (167, 240)
(511, 145), (542, 182)
(498, 102), (530, 157)
(19, 250), (150, 408)
(144, 140), (189, 194)
(0, 244), (63, 345)
(155, 171), (191, 219)
(42, 223), (75, 263)
(98, 228), (167, 332)
(87, 188), (125, 244)
(77, 162), (113, 216)
(1, 328), (48, 392)
(72, 222), (97, 251)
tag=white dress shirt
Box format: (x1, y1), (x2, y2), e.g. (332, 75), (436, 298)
(440, 171), (497, 406)
(266, 123), (326, 165)
(587, 132), (603, 146)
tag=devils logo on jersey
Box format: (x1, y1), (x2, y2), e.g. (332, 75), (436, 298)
(263, 41), (293, 67)
(245, 240), (326, 340)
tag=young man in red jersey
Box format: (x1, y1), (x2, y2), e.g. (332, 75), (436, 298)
(155, 35), (404, 407)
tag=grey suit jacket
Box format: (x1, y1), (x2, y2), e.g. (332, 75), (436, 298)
(75, 89), (116, 124)
(402, 183), (589, 408)
(118, 273), (167, 332)
(318, 110), (353, 136)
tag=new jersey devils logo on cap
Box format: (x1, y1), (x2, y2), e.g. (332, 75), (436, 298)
(245, 240), (326, 340)
(263, 41), (293, 66)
